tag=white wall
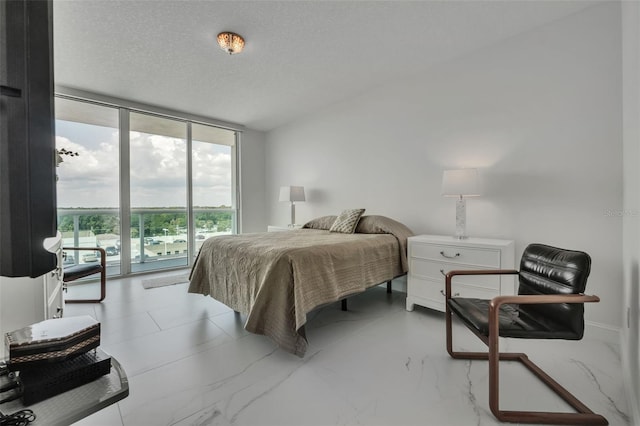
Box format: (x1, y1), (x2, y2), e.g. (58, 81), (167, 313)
(0, 276), (47, 359)
(265, 3), (622, 332)
(239, 129), (267, 233)
(622, 0), (640, 421)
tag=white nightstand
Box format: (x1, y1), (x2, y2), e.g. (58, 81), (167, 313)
(406, 235), (515, 312)
(267, 225), (302, 232)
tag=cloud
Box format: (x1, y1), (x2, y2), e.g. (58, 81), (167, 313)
(56, 129), (233, 208)
(56, 134), (120, 207)
(56, 135), (118, 179)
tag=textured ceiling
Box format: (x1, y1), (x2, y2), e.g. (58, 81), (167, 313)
(53, 0), (599, 131)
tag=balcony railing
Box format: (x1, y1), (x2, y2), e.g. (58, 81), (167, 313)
(57, 207), (236, 276)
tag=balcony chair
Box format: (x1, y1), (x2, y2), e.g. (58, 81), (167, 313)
(445, 243), (607, 425)
(62, 247), (106, 303)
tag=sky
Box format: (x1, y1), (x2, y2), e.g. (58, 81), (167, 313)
(55, 120), (232, 209)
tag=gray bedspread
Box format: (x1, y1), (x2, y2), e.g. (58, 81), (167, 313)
(188, 216), (413, 356)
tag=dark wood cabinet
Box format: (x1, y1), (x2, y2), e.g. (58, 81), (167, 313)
(0, 0), (57, 277)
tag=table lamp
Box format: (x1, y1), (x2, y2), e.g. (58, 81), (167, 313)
(279, 186), (305, 227)
(441, 169), (480, 239)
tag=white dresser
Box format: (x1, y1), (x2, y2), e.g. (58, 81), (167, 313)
(406, 235), (515, 312)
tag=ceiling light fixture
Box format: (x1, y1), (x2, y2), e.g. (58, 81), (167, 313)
(217, 32), (245, 55)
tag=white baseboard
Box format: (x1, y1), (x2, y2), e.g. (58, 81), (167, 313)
(583, 321), (635, 421)
(585, 320), (620, 345)
(620, 333), (640, 426)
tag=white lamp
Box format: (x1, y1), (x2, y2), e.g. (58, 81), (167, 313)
(442, 169), (480, 239)
(279, 186), (305, 227)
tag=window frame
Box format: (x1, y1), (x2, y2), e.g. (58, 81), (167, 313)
(54, 93), (242, 277)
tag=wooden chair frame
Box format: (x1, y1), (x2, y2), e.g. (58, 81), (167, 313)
(63, 247), (106, 303)
(445, 269), (608, 425)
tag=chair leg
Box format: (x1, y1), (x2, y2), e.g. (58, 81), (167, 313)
(65, 268), (106, 304)
(446, 306), (608, 425)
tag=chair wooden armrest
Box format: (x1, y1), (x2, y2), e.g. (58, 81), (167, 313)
(444, 269), (519, 299)
(489, 293), (600, 310)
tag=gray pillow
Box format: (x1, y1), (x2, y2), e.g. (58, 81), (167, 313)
(355, 215), (414, 236)
(329, 209), (366, 234)
(302, 215), (338, 230)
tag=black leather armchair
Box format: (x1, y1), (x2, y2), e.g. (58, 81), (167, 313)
(445, 243), (607, 425)
(62, 247), (106, 303)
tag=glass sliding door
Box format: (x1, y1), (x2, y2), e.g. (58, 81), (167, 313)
(129, 112), (188, 273)
(55, 98), (121, 276)
(191, 123), (237, 256)
(54, 95), (239, 278)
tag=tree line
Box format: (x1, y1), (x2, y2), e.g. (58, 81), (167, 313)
(58, 210), (233, 238)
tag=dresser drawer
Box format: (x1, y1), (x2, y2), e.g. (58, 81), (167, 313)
(408, 276), (498, 306)
(409, 258), (500, 290)
(406, 235), (515, 313)
(410, 243), (501, 267)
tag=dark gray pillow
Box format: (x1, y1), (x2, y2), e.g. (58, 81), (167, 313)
(302, 215), (337, 230)
(355, 215), (414, 235)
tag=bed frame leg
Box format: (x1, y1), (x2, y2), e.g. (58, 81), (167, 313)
(341, 280), (392, 311)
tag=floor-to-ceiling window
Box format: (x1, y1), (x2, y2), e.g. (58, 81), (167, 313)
(55, 98), (121, 276)
(129, 112), (188, 273)
(192, 123), (237, 258)
(55, 96), (238, 277)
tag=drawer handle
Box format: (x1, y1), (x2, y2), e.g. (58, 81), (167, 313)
(440, 251), (460, 259)
(440, 289), (460, 297)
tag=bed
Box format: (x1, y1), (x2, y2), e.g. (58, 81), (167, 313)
(188, 214), (414, 357)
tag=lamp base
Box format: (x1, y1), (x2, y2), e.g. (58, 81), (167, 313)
(454, 197), (467, 239)
(289, 202), (297, 228)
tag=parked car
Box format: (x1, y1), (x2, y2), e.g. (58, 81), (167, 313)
(105, 246), (118, 256)
(174, 239), (186, 243)
(134, 253), (156, 262)
(196, 234), (205, 240)
(82, 252), (99, 263)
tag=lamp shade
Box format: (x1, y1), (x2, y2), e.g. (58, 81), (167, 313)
(441, 169), (480, 197)
(279, 186), (305, 202)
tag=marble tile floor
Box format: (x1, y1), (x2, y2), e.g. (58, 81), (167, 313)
(65, 271), (631, 426)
